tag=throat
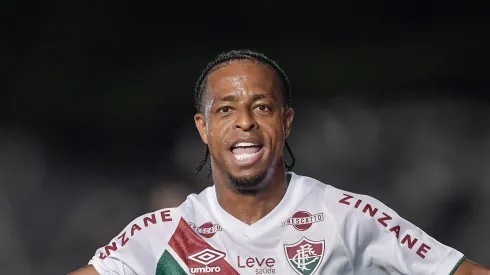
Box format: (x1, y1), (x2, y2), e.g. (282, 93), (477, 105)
(215, 174), (290, 225)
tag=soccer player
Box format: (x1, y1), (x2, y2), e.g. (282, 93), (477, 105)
(68, 49), (489, 275)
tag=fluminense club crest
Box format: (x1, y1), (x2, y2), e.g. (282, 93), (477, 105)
(284, 237), (325, 275)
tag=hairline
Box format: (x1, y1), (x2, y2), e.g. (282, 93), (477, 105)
(197, 58), (288, 114)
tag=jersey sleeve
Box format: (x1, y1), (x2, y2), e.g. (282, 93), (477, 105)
(87, 208), (177, 275)
(325, 187), (465, 275)
(88, 258), (136, 275)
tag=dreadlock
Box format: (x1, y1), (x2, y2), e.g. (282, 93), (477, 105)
(194, 49), (295, 177)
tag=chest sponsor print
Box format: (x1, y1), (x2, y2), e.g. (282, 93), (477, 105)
(282, 211), (324, 231)
(284, 237), (325, 275)
(188, 222), (222, 238)
(237, 256), (276, 274)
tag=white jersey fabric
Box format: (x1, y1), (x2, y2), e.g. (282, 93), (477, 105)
(89, 172), (465, 275)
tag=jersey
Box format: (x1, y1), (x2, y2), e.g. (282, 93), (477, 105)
(89, 172), (465, 275)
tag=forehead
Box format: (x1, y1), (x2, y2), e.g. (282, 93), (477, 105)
(205, 59), (282, 100)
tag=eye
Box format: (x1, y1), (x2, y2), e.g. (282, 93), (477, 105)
(256, 104), (270, 112)
(218, 106), (231, 113)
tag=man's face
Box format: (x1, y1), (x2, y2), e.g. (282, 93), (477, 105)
(194, 60), (294, 189)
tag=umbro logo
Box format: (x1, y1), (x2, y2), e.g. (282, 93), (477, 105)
(187, 248), (226, 273)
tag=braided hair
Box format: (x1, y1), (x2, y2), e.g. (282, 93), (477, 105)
(194, 49), (295, 177)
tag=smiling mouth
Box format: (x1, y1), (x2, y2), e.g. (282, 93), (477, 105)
(230, 142), (264, 162)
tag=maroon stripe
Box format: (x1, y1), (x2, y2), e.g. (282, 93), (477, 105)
(169, 218), (239, 275)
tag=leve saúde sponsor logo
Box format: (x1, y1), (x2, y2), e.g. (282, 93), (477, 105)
(237, 256), (276, 274)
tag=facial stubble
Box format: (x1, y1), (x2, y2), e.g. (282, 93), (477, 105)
(226, 167), (270, 194)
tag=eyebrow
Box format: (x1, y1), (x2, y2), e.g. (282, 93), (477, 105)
(218, 93), (271, 103)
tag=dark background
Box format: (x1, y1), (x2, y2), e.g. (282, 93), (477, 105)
(1, 1), (489, 274)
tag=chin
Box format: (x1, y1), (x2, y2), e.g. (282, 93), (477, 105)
(226, 167), (270, 193)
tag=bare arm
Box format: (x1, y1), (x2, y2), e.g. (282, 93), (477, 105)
(454, 260), (490, 275)
(67, 265), (99, 275)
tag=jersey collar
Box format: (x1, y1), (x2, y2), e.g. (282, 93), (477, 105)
(208, 172), (309, 239)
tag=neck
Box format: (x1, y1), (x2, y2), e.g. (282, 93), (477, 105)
(213, 163), (289, 225)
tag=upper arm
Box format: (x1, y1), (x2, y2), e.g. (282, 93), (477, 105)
(328, 189), (465, 275)
(454, 260), (490, 275)
(67, 262), (137, 275)
(67, 265), (99, 275)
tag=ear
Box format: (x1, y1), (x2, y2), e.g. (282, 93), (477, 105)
(283, 107), (294, 139)
(194, 113), (208, 144)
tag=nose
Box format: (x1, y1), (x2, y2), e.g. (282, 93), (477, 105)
(235, 109), (257, 131)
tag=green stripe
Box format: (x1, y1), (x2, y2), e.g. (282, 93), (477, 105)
(449, 256), (466, 275)
(156, 250), (188, 275)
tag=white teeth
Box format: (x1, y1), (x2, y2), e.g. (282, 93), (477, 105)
(234, 142), (258, 147)
(234, 152), (260, 161)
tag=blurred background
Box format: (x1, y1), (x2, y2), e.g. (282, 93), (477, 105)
(1, 0), (489, 274)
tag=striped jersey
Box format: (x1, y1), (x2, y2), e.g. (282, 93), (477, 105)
(89, 172), (465, 275)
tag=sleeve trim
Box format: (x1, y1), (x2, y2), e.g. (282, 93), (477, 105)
(90, 260), (107, 275)
(435, 249), (465, 275)
(449, 256), (466, 275)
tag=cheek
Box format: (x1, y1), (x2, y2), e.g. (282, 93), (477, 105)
(273, 126), (286, 146)
(208, 119), (234, 149)
(263, 118), (285, 145)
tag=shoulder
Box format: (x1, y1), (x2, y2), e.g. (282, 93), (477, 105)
(95, 206), (180, 260)
(88, 206), (183, 274)
(96, 187), (213, 260)
(300, 174), (429, 250)
(293, 173), (358, 205)
(296, 173), (465, 271)
(295, 173), (398, 223)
